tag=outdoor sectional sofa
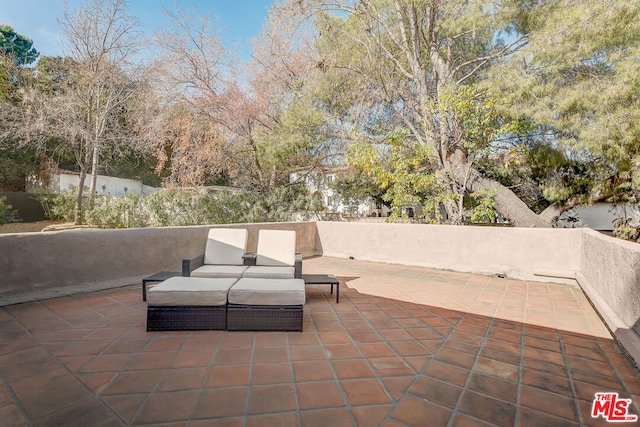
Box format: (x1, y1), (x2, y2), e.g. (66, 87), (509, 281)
(182, 228), (303, 279)
(146, 276), (306, 331)
(146, 228), (305, 332)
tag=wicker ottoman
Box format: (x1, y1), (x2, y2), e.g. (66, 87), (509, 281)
(146, 277), (237, 331)
(227, 278), (306, 331)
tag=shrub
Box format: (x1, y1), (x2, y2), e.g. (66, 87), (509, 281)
(35, 186), (320, 229)
(84, 194), (147, 228)
(34, 189), (76, 222)
(0, 196), (18, 225)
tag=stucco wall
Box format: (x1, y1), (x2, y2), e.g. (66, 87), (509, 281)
(3, 220), (640, 363)
(0, 222), (319, 305)
(576, 229), (640, 362)
(580, 229), (640, 328)
(316, 222), (582, 282)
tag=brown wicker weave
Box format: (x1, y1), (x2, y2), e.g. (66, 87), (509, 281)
(147, 305), (227, 331)
(226, 304), (303, 331)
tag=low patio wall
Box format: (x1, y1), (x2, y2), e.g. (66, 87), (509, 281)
(578, 229), (640, 363)
(316, 221), (640, 364)
(315, 222), (583, 282)
(3, 220), (640, 364)
(0, 222), (319, 305)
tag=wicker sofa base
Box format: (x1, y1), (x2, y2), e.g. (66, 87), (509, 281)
(147, 305), (227, 331)
(227, 304), (303, 331)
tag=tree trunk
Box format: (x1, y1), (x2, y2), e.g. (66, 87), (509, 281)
(464, 167), (552, 228)
(74, 168), (86, 225)
(539, 204), (563, 224)
(89, 144), (99, 197)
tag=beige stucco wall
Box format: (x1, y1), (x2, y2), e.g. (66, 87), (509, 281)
(315, 222), (640, 363)
(577, 229), (640, 361)
(0, 222), (318, 305)
(3, 220), (640, 363)
(316, 222), (582, 282)
(580, 229), (640, 328)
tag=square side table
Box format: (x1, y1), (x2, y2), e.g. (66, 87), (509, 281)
(302, 274), (340, 303)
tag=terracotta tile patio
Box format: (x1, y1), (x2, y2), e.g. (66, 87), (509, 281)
(1, 256), (639, 426)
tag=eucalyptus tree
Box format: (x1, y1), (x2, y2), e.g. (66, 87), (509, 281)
(486, 0), (640, 229)
(279, 0), (554, 225)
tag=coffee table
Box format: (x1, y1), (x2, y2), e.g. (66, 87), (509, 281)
(302, 274), (340, 303)
(142, 271), (181, 301)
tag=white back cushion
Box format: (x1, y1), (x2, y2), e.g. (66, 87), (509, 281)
(256, 230), (296, 267)
(204, 228), (248, 265)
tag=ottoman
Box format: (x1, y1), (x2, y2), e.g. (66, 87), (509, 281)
(226, 278), (306, 331)
(146, 277), (237, 331)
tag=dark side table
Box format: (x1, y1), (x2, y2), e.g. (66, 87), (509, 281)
(302, 274), (340, 303)
(142, 271), (181, 301)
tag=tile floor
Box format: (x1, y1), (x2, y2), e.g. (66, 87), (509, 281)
(1, 257), (639, 426)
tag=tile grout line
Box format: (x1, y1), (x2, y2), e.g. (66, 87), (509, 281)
(186, 330), (224, 426)
(4, 299), (127, 426)
(443, 312), (496, 427)
(545, 281), (583, 426)
(317, 287), (360, 427)
(513, 281), (529, 427)
(285, 327), (303, 427)
(369, 283), (464, 425)
(241, 332), (257, 426)
(1, 378), (34, 427)
(126, 329), (193, 426)
(557, 331), (586, 425)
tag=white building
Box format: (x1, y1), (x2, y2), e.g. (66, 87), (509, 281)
(290, 168), (391, 218)
(553, 202), (640, 231)
(27, 170), (157, 196)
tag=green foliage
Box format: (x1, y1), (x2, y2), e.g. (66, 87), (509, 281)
(469, 189), (498, 224)
(257, 96), (326, 171)
(0, 196), (18, 225)
(476, 138), (598, 214)
(346, 128), (445, 221)
(84, 193), (147, 228)
(438, 85), (500, 155)
(487, 0), (640, 215)
(34, 56), (76, 95)
(329, 171), (384, 217)
(34, 186), (321, 228)
(0, 146), (39, 191)
(612, 215), (640, 243)
(34, 190), (76, 222)
(0, 24), (39, 66)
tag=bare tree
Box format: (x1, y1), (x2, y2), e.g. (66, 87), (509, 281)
(139, 5), (230, 187)
(57, 0), (141, 222)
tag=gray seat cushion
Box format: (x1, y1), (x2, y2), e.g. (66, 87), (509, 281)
(228, 278), (305, 306)
(147, 277), (237, 306)
(192, 265), (248, 279)
(242, 265), (295, 279)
